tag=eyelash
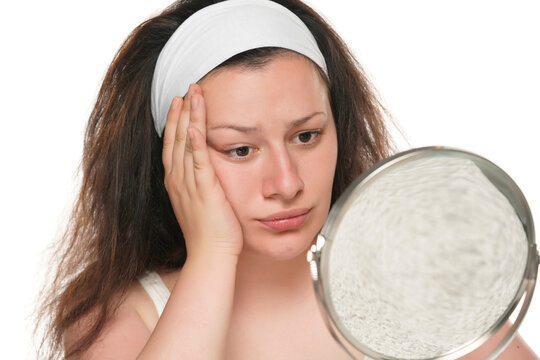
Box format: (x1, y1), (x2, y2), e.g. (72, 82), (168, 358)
(293, 130), (321, 146)
(223, 130), (322, 161)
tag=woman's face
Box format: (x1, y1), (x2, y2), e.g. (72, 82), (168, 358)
(199, 53), (338, 260)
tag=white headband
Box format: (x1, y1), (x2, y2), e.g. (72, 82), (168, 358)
(150, 0), (328, 136)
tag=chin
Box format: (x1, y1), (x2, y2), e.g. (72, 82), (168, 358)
(241, 226), (320, 261)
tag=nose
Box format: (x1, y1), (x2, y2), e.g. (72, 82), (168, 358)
(262, 147), (304, 200)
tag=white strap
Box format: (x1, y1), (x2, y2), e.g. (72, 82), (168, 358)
(138, 271), (171, 317)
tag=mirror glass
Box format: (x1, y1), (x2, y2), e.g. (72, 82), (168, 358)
(317, 148), (536, 359)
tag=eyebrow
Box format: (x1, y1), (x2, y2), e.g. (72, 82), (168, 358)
(207, 111), (326, 133)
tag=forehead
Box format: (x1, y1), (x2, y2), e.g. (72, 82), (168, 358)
(197, 54), (329, 127)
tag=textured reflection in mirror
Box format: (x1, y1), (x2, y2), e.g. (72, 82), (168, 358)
(328, 155), (528, 359)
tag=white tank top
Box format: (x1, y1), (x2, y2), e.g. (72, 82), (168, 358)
(137, 271), (373, 360)
(138, 271), (171, 317)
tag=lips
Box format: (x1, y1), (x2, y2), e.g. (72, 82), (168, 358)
(258, 208), (311, 232)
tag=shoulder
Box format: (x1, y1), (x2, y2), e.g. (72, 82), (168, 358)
(63, 277), (161, 359)
(460, 322), (539, 360)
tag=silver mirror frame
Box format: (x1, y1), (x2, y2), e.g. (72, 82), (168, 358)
(308, 146), (539, 360)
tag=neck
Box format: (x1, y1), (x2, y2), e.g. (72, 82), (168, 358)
(232, 247), (315, 311)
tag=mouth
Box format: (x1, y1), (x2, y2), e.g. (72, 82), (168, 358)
(257, 208), (311, 232)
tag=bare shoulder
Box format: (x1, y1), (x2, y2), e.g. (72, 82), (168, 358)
(63, 279), (159, 359)
(499, 333), (540, 360)
(459, 322), (539, 360)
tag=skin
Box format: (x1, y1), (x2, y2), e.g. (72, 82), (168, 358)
(65, 53), (539, 360)
(200, 54), (337, 261)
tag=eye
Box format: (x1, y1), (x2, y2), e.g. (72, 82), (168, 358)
(293, 130), (321, 145)
(224, 146), (253, 160)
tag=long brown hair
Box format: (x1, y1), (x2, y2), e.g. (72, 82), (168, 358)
(36, 0), (395, 358)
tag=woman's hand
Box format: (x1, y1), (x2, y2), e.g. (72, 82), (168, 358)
(139, 88), (241, 359)
(162, 83), (243, 260)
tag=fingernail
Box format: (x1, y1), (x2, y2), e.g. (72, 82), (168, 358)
(191, 94), (198, 110)
(172, 96), (180, 110)
(187, 84), (195, 98)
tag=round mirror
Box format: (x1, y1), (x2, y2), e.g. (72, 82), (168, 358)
(308, 146), (538, 360)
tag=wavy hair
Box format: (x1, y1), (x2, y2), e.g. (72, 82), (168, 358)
(35, 0), (395, 358)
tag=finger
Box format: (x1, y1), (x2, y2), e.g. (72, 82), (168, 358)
(181, 84), (203, 189)
(183, 124), (196, 193)
(162, 96), (182, 173)
(188, 87), (206, 140)
(171, 91), (193, 179)
(187, 127), (217, 194)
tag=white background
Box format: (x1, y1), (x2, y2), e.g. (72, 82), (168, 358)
(1, 1), (538, 358)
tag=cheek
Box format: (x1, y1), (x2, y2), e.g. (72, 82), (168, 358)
(301, 132), (338, 190)
(325, 127), (339, 179)
(208, 153), (256, 215)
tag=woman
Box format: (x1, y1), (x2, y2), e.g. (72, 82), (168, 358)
(36, 0), (537, 359)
